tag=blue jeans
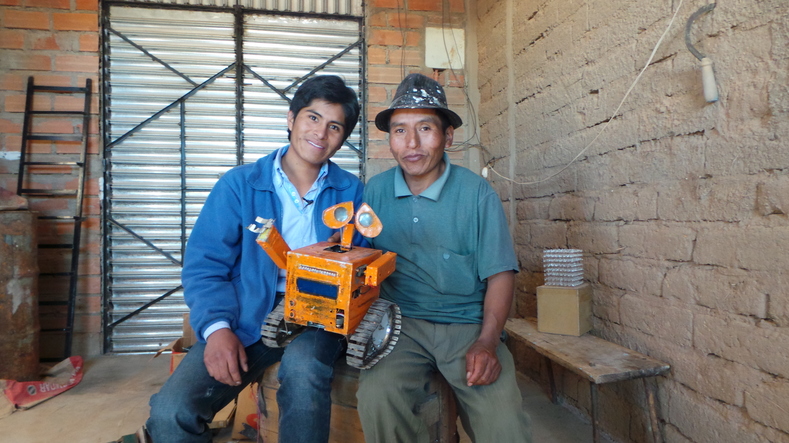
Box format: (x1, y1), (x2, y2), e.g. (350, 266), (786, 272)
(147, 328), (345, 443)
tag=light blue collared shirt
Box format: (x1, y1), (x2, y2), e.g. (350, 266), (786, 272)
(272, 146), (328, 291)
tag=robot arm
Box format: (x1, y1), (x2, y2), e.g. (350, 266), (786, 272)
(364, 251), (397, 287)
(248, 217), (290, 269)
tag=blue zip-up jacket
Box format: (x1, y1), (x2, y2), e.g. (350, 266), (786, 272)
(182, 148), (365, 347)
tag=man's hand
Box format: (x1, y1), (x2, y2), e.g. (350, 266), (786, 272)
(328, 231), (341, 243)
(465, 270), (514, 387)
(204, 328), (248, 386)
(465, 338), (502, 386)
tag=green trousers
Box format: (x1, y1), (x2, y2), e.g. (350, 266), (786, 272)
(356, 317), (532, 443)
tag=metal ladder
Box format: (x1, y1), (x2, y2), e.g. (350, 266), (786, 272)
(16, 76), (92, 359)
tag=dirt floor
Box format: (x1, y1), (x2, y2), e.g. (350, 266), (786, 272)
(0, 354), (609, 443)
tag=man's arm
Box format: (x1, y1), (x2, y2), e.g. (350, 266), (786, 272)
(465, 270), (515, 386)
(182, 174), (248, 385)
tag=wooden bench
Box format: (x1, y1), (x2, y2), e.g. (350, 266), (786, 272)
(505, 318), (670, 443)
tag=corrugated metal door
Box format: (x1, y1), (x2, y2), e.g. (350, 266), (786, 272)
(103, 4), (363, 353)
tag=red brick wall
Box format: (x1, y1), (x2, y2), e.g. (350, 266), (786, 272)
(365, 0), (469, 177)
(0, 0), (101, 357)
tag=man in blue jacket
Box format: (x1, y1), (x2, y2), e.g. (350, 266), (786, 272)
(146, 75), (363, 443)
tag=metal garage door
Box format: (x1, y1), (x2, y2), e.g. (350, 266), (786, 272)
(102, 2), (364, 353)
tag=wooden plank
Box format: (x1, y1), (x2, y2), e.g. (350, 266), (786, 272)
(505, 318), (670, 384)
(434, 374), (458, 442)
(207, 399), (236, 429)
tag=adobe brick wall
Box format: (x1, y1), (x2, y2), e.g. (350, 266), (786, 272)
(0, 0), (101, 358)
(477, 0), (789, 442)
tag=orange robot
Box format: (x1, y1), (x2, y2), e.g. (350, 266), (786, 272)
(247, 202), (400, 369)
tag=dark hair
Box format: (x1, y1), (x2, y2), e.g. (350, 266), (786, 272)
(288, 75), (360, 142)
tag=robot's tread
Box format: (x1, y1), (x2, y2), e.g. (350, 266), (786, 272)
(261, 300), (298, 348)
(347, 299), (402, 369)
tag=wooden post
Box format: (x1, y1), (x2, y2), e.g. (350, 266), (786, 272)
(0, 211), (39, 381)
(545, 357), (558, 404)
(644, 377), (664, 443)
(590, 383), (600, 443)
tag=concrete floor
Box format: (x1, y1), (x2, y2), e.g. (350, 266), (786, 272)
(0, 354), (606, 443)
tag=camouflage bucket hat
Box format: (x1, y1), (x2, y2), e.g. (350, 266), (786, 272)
(375, 73), (463, 132)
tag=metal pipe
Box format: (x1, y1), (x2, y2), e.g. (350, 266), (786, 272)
(685, 3), (716, 61)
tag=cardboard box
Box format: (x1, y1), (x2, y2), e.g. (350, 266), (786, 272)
(153, 337), (187, 374)
(232, 382), (262, 440)
(210, 398), (236, 429)
(169, 339), (187, 373)
(154, 313), (198, 373)
(537, 283), (592, 336)
(181, 312), (197, 349)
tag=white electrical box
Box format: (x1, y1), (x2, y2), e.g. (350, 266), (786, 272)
(425, 27), (465, 70)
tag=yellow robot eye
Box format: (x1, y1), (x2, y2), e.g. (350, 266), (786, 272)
(354, 203), (383, 238)
(334, 206), (349, 223)
(322, 201), (354, 229)
(357, 212), (373, 228)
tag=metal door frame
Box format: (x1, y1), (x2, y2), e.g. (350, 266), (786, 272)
(100, 1), (366, 353)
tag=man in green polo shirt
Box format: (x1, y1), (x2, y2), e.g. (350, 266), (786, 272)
(356, 73), (532, 442)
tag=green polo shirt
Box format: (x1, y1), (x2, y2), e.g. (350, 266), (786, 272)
(364, 155), (519, 324)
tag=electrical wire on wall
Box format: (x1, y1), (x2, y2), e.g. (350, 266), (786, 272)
(441, 0), (489, 154)
(439, 0), (487, 154)
(390, 0), (696, 184)
(391, 0), (483, 156)
(685, 3), (718, 103)
(395, 0), (407, 80)
(387, 0), (489, 156)
(481, 0), (692, 186)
